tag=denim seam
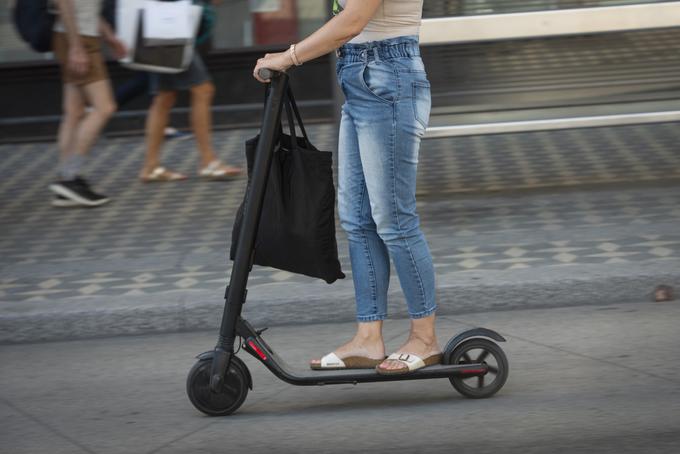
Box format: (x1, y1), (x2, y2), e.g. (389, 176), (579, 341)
(358, 179), (378, 308)
(412, 81), (431, 130)
(394, 63), (401, 102)
(336, 64), (345, 84)
(391, 98), (429, 314)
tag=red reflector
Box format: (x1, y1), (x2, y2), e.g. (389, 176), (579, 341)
(248, 340), (268, 361)
(462, 368), (486, 374)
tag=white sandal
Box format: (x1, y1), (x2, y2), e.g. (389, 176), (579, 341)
(375, 352), (443, 375)
(140, 166), (187, 182)
(198, 160), (242, 180)
(310, 352), (385, 370)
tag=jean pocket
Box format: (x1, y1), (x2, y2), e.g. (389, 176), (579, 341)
(360, 62), (397, 104)
(412, 81), (431, 129)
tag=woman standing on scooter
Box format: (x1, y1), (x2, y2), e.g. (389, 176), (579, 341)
(253, 0), (440, 375)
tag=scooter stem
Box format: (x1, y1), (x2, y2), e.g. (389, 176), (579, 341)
(210, 70), (288, 393)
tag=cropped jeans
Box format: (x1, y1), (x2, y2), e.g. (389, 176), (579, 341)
(336, 35), (436, 322)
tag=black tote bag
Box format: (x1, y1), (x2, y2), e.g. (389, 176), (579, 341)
(229, 86), (345, 284)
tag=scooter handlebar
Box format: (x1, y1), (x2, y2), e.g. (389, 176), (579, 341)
(258, 68), (281, 80)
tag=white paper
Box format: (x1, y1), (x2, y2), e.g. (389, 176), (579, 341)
(143, 0), (193, 41)
(116, 0), (202, 73)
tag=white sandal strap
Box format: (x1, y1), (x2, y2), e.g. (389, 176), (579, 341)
(148, 166), (185, 180)
(200, 160), (222, 176)
(385, 353), (425, 371)
(320, 352), (345, 368)
(149, 166), (166, 178)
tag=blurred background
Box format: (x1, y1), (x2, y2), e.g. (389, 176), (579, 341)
(1, 0), (678, 141)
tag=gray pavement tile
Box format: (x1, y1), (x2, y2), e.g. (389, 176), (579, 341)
(0, 399), (93, 454)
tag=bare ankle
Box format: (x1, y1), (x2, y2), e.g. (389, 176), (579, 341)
(354, 320), (383, 342)
(407, 332), (438, 349)
(355, 330), (382, 342)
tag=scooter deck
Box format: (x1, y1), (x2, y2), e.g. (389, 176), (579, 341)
(238, 322), (492, 387)
(303, 364), (486, 384)
(261, 352), (487, 386)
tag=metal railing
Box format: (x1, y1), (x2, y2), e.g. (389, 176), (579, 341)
(419, 2), (680, 137)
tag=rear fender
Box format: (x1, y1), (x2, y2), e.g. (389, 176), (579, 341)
(443, 328), (506, 364)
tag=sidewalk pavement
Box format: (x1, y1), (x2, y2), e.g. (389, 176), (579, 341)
(1, 122), (679, 343)
(1, 302), (679, 453)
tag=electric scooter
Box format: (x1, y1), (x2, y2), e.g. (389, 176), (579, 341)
(186, 69), (509, 416)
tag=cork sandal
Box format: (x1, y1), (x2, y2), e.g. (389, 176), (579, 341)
(310, 352), (385, 371)
(375, 352), (443, 375)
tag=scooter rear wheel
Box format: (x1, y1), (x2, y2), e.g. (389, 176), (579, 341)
(447, 338), (508, 399)
(186, 356), (249, 416)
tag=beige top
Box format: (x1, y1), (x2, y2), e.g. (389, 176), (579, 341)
(52, 0), (102, 37)
(339, 0), (423, 43)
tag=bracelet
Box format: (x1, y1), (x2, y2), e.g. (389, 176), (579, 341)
(289, 43), (302, 66)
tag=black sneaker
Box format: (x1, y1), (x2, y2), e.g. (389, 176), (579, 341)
(49, 177), (109, 207)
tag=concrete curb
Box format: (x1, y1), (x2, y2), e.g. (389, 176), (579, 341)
(1, 261), (678, 344)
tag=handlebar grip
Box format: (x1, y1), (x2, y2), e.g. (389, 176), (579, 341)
(258, 68), (277, 80)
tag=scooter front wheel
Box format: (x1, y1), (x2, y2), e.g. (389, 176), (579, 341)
(447, 338), (508, 399)
(186, 356), (249, 416)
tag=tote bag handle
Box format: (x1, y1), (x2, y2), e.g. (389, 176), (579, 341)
(264, 82), (315, 152)
(284, 86), (313, 148)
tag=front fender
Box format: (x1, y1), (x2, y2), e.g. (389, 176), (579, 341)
(196, 350), (253, 390)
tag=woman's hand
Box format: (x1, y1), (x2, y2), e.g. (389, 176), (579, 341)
(98, 19), (126, 60)
(107, 36), (127, 60)
(68, 43), (89, 76)
(253, 50), (294, 83)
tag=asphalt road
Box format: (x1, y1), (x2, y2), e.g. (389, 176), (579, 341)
(1, 302), (679, 454)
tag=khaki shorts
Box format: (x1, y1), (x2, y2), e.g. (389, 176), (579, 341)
(53, 32), (109, 86)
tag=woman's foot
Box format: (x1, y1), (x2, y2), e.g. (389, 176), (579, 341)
(198, 160), (242, 180)
(377, 315), (441, 374)
(139, 166), (187, 182)
(310, 323), (385, 370)
(310, 338), (386, 370)
(376, 334), (442, 374)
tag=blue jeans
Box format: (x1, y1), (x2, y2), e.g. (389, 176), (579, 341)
(336, 35), (436, 322)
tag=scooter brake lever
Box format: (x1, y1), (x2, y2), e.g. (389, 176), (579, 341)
(255, 327), (269, 335)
